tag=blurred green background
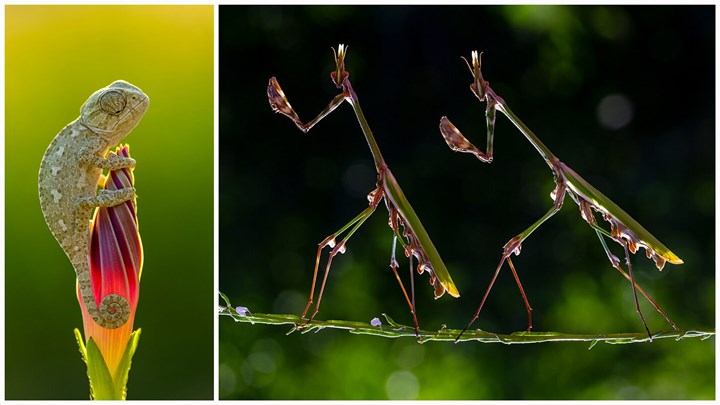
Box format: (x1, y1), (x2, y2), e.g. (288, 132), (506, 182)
(219, 5), (714, 400)
(6, 6), (213, 399)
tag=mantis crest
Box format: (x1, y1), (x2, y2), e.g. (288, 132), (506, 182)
(440, 51), (683, 341)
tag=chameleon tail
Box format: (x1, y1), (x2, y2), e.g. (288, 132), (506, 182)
(76, 259), (130, 329)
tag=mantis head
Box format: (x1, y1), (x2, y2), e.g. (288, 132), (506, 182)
(462, 50), (489, 102)
(330, 44), (349, 88)
(80, 80), (149, 143)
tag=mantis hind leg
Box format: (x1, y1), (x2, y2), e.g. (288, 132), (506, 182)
(575, 200), (652, 339)
(620, 240), (653, 340)
(388, 234), (422, 341)
(507, 256), (532, 331)
(591, 227), (679, 332)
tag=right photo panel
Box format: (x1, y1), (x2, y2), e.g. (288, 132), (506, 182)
(219, 5), (714, 400)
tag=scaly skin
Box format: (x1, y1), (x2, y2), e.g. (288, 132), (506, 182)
(39, 80), (149, 329)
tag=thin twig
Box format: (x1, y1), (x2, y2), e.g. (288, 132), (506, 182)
(218, 299), (714, 346)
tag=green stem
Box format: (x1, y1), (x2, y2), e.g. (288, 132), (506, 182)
(219, 306), (714, 345)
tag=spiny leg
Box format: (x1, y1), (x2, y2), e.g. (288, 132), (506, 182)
(456, 254), (507, 342)
(507, 256), (533, 331)
(577, 195), (677, 333)
(390, 235), (418, 326)
(300, 234), (336, 320)
(388, 234), (421, 339)
(440, 51), (497, 163)
(408, 242), (419, 340)
(304, 202), (379, 325)
(300, 200), (379, 321)
(439, 114), (494, 163)
(573, 194), (655, 339)
(620, 239), (653, 340)
(457, 182), (566, 341)
(591, 228), (678, 331)
(268, 77), (347, 133)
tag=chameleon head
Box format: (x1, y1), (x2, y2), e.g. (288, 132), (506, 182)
(80, 80), (149, 142)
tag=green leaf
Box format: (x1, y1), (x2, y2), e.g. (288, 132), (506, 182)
(219, 291), (232, 308)
(73, 328), (88, 364)
(85, 336), (116, 400)
(112, 328), (142, 400)
(75, 328), (142, 400)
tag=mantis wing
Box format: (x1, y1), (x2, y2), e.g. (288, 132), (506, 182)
(559, 162), (683, 269)
(383, 170), (460, 298)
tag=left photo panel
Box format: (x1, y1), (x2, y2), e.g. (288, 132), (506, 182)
(6, 5), (214, 399)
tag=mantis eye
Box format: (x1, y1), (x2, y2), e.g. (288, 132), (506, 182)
(100, 90), (127, 115)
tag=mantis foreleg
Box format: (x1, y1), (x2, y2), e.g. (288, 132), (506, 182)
(440, 116), (493, 163)
(268, 77), (347, 133)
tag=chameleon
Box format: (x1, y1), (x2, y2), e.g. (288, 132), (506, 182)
(39, 80), (149, 329)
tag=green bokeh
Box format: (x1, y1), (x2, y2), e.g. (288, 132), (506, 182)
(220, 5), (714, 399)
(6, 6), (214, 399)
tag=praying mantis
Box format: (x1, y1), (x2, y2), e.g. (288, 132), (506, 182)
(440, 51), (683, 341)
(267, 44), (460, 338)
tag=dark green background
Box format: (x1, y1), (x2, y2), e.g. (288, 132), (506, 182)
(220, 5), (714, 399)
(5, 6), (214, 399)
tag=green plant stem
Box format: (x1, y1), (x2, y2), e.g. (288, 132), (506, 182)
(219, 306), (714, 345)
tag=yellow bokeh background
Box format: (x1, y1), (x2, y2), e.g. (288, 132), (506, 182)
(6, 6), (214, 399)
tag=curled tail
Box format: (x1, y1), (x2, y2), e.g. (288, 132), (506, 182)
(75, 257), (130, 329)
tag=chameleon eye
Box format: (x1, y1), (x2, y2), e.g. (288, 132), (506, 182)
(100, 90), (127, 115)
